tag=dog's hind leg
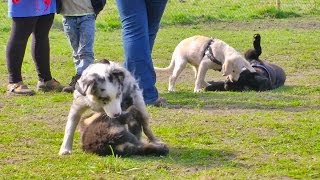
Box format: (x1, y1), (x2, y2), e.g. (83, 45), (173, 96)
(191, 66), (198, 79)
(245, 34), (262, 61)
(140, 109), (160, 143)
(59, 103), (88, 155)
(168, 56), (187, 92)
(132, 95), (161, 144)
(253, 34), (262, 57)
(125, 106), (143, 140)
(115, 127), (168, 156)
(137, 142), (169, 156)
(114, 133), (168, 156)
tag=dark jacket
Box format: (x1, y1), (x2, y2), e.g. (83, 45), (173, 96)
(56, 0), (106, 17)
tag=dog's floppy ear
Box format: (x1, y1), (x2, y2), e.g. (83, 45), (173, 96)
(111, 69), (125, 84)
(75, 79), (95, 96)
(75, 74), (101, 96)
(75, 82), (87, 96)
(99, 59), (110, 64)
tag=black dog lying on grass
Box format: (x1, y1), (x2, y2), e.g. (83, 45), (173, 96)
(205, 34), (286, 91)
(80, 106), (169, 157)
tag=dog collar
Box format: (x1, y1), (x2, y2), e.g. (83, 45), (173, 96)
(252, 64), (272, 83)
(204, 39), (222, 66)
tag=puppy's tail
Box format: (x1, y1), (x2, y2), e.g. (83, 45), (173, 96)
(154, 55), (175, 72)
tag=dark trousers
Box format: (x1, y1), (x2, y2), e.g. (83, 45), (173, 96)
(6, 13), (54, 83)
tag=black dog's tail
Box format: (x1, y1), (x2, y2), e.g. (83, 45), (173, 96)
(244, 34), (262, 61)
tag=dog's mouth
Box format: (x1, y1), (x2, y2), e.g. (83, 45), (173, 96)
(102, 104), (122, 119)
(110, 111), (130, 123)
(227, 76), (236, 82)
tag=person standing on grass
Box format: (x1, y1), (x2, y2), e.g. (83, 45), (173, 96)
(116, 0), (168, 106)
(56, 0), (106, 93)
(6, 0), (65, 96)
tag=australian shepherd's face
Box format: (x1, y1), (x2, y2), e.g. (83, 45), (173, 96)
(75, 61), (126, 118)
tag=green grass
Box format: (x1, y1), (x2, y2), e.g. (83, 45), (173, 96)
(1, 1), (320, 179)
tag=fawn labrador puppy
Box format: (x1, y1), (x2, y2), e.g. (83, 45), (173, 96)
(155, 35), (256, 92)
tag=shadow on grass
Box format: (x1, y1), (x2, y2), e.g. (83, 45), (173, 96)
(161, 85), (320, 111)
(131, 147), (244, 171)
(168, 147), (238, 167)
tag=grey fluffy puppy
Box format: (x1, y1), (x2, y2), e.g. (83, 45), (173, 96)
(80, 106), (169, 156)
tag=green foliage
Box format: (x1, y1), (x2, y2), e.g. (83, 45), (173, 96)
(1, 1), (319, 31)
(252, 7), (301, 19)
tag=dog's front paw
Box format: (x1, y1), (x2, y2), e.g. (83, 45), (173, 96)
(193, 88), (203, 93)
(59, 149), (72, 156)
(168, 88), (175, 93)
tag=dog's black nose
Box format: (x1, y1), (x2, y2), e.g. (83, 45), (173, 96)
(113, 113), (121, 118)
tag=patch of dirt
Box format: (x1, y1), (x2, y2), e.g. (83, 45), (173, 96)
(203, 17), (320, 30)
(160, 103), (320, 115)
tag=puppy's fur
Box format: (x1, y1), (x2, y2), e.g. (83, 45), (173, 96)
(205, 34), (286, 91)
(80, 106), (169, 156)
(155, 35), (255, 92)
(59, 59), (163, 155)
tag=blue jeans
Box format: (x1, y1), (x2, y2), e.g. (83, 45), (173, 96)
(62, 14), (95, 75)
(116, 0), (168, 105)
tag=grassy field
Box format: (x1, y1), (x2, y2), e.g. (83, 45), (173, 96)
(1, 1), (320, 179)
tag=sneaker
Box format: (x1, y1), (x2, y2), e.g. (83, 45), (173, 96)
(37, 78), (64, 92)
(7, 81), (35, 96)
(147, 97), (167, 107)
(62, 75), (81, 93)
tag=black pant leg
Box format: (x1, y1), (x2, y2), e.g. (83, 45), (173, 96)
(6, 17), (36, 83)
(31, 13), (55, 82)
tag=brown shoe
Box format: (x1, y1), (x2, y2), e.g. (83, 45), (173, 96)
(37, 78), (64, 92)
(7, 81), (35, 96)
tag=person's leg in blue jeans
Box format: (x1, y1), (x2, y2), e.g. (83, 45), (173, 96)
(62, 15), (95, 92)
(116, 0), (168, 105)
(63, 15), (95, 76)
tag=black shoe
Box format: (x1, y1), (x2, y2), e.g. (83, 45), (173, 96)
(147, 97), (167, 107)
(62, 75), (81, 93)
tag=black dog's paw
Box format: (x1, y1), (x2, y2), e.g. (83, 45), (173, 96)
(254, 33), (261, 41)
(205, 81), (226, 91)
